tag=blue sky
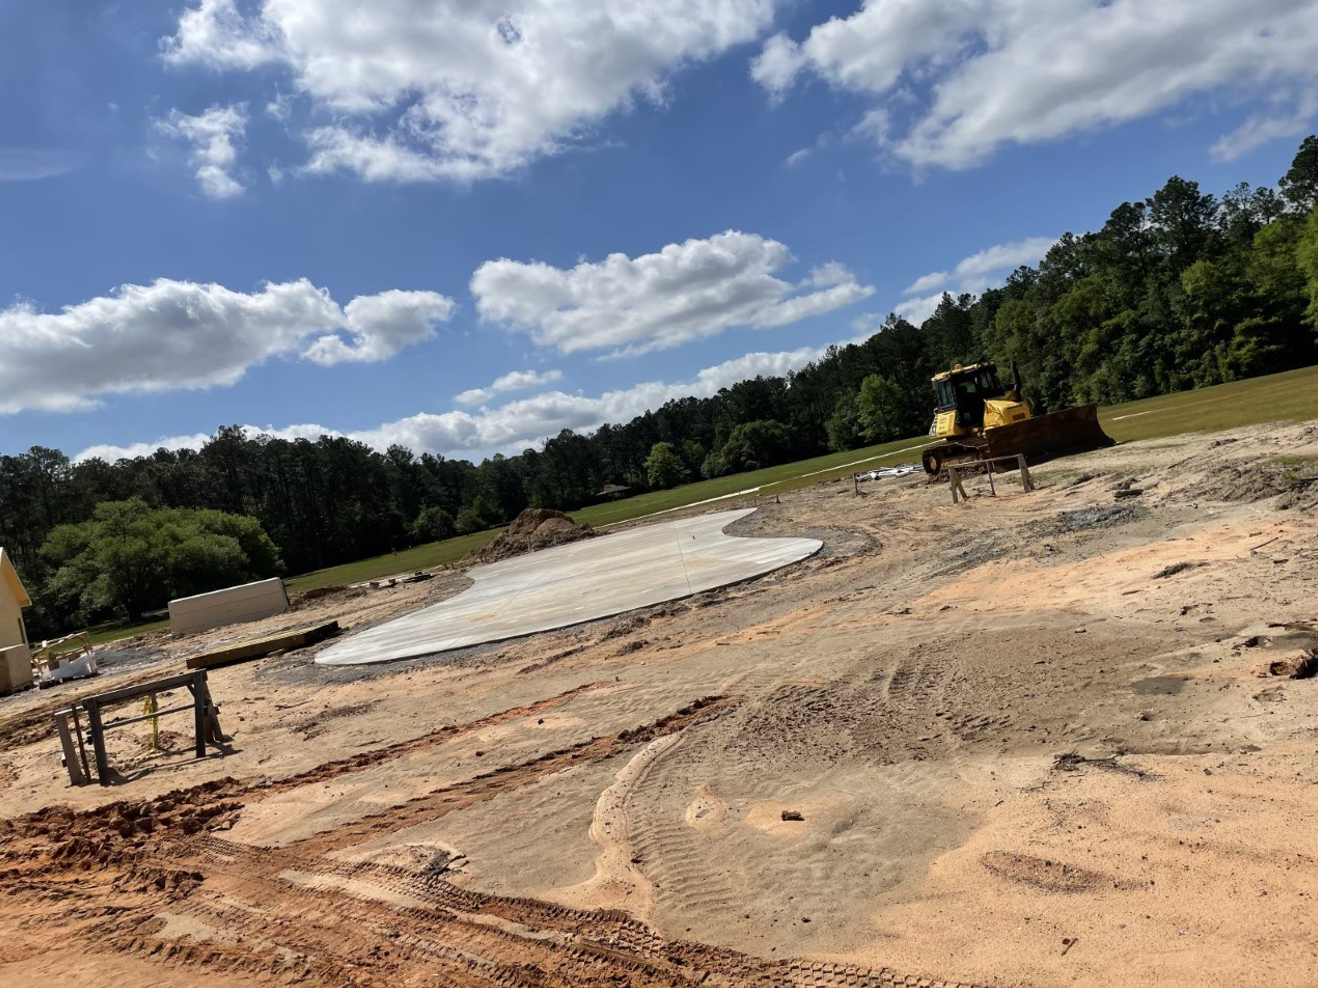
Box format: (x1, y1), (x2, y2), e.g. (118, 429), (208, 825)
(3, 0), (1316, 462)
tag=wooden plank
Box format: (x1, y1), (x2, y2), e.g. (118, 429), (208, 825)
(84, 700), (110, 786)
(71, 706), (90, 782)
(101, 701), (196, 729)
(192, 673), (207, 759)
(84, 671), (198, 707)
(185, 621), (340, 670)
(54, 712), (86, 786)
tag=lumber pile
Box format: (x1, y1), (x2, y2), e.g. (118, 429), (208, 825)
(185, 621), (340, 670)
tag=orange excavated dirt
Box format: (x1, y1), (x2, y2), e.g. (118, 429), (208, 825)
(2, 419), (1318, 988)
(463, 507), (597, 565)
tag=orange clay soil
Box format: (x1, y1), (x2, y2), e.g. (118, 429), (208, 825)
(2, 419), (1318, 988)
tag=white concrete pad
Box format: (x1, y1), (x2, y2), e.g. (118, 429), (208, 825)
(315, 508), (821, 666)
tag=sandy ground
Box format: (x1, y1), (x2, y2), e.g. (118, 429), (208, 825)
(2, 420), (1317, 988)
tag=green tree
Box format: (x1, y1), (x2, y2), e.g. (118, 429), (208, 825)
(1148, 176), (1218, 270)
(856, 374), (904, 442)
(409, 504), (456, 543)
(40, 499), (282, 623)
(644, 442), (689, 490)
(824, 393), (864, 452)
(713, 420), (793, 475)
(455, 494), (498, 535)
(1296, 203), (1318, 332)
(679, 439), (707, 475)
(1280, 135), (1318, 214)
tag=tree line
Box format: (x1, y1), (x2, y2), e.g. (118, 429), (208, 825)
(5, 136), (1318, 636)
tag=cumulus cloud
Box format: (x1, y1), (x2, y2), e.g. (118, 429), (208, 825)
(74, 343), (835, 464)
(302, 290), (456, 365)
(471, 231), (872, 356)
(454, 368), (564, 405)
(163, 0), (777, 182)
(755, 0), (1318, 169)
(0, 279), (455, 414)
(894, 236), (1054, 324)
(162, 0), (282, 68)
(155, 103), (249, 197)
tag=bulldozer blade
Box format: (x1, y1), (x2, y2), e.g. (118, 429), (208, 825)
(982, 403), (1114, 463)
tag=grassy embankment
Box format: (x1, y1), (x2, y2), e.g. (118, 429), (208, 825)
(87, 362), (1318, 646)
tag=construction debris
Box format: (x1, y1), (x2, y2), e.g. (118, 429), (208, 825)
(31, 632), (100, 687)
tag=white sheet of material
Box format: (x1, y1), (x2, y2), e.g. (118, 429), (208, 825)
(169, 577), (289, 635)
(316, 508), (821, 666)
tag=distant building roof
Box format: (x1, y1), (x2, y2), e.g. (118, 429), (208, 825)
(0, 549), (31, 608)
(596, 483), (632, 497)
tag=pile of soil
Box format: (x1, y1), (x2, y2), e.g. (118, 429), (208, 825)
(464, 508), (597, 565)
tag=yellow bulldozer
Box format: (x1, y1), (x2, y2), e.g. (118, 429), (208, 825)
(920, 360), (1113, 476)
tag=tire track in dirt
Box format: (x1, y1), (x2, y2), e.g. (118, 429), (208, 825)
(278, 695), (742, 859)
(253, 680), (611, 798)
(0, 694), (998, 988)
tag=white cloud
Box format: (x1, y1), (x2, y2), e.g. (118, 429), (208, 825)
(155, 103), (249, 197)
(346, 344), (835, 458)
(892, 235), (1055, 324)
(161, 0), (281, 69)
(903, 270), (949, 296)
(909, 236), (1056, 294)
(752, 0), (984, 98)
(302, 290), (456, 365)
(74, 343), (835, 464)
(75, 423), (336, 464)
(0, 147), (80, 182)
(163, 0), (777, 183)
(471, 231), (873, 356)
(454, 368), (564, 405)
(0, 279), (454, 414)
(1210, 89), (1318, 162)
(756, 0), (1318, 169)
(785, 147), (811, 167)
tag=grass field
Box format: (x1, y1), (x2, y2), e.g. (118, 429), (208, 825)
(80, 362), (1318, 648)
(1098, 364), (1318, 442)
(283, 530), (500, 593)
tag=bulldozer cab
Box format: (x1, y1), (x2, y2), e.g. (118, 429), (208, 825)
(933, 362), (1007, 430)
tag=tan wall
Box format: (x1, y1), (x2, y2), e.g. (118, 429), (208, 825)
(0, 587), (26, 650)
(169, 578), (289, 636)
(0, 644), (32, 696)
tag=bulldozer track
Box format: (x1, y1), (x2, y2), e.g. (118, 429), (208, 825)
(0, 690), (995, 988)
(0, 695), (996, 988)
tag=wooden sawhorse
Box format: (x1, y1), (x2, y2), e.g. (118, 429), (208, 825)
(55, 669), (225, 786)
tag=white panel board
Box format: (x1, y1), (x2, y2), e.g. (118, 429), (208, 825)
(0, 643), (32, 695)
(316, 508), (820, 666)
(169, 577), (289, 636)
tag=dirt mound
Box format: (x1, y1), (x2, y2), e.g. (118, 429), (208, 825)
(464, 508), (597, 565)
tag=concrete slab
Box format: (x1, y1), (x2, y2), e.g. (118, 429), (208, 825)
(315, 508), (821, 666)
